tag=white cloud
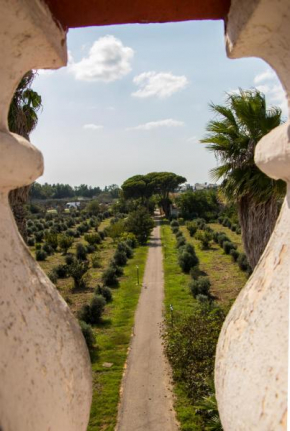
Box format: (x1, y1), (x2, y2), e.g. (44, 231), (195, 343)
(187, 136), (198, 143)
(83, 124), (103, 130)
(254, 69), (287, 115)
(254, 69), (276, 84)
(126, 119), (184, 131)
(69, 36), (134, 82)
(35, 69), (55, 77)
(132, 71), (188, 99)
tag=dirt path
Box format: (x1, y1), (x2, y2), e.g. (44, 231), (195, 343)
(116, 218), (178, 431)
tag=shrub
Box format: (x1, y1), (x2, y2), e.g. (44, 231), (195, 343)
(27, 237), (35, 246)
(230, 249), (240, 262)
(44, 232), (58, 250)
(236, 228), (241, 235)
(101, 266), (118, 286)
(170, 220), (179, 227)
(35, 243), (41, 250)
(237, 253), (250, 272)
(223, 241), (237, 255)
(176, 236), (186, 248)
(95, 284), (113, 302)
(78, 304), (91, 324)
(35, 249), (47, 261)
(91, 253), (101, 268)
(54, 264), (68, 278)
(178, 251), (198, 273)
(76, 243), (87, 261)
(186, 221), (198, 237)
(67, 259), (89, 289)
(90, 295), (106, 324)
(196, 230), (213, 249)
(48, 269), (58, 284)
(117, 241), (134, 258)
(65, 254), (75, 265)
(175, 230), (183, 239)
(79, 321), (96, 351)
(217, 233), (230, 247)
(35, 231), (44, 242)
(163, 302), (225, 401)
(113, 250), (128, 266)
(189, 277), (211, 298)
(86, 244), (96, 254)
(42, 242), (54, 255)
(171, 226), (179, 234)
(124, 233), (137, 248)
(195, 218), (206, 230)
(84, 233), (101, 245)
(58, 234), (74, 254)
(125, 207), (154, 244)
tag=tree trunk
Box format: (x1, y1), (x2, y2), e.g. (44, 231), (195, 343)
(9, 185), (30, 243)
(238, 194), (279, 269)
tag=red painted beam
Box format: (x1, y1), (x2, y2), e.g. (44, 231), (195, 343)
(45, 0), (230, 29)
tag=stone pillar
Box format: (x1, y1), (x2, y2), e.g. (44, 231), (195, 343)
(0, 1), (92, 430)
(215, 0), (289, 429)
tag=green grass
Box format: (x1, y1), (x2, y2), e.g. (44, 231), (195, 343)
(209, 223), (244, 252)
(161, 222), (200, 430)
(29, 215), (149, 430)
(88, 245), (148, 430)
(182, 226), (248, 306)
(161, 221), (248, 430)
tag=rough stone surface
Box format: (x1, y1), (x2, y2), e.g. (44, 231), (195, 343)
(0, 1), (92, 430)
(216, 0), (289, 429)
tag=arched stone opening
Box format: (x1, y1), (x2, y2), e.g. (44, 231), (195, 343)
(0, 0), (288, 430)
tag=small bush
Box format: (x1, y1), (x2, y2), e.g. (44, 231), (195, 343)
(54, 264), (68, 278)
(44, 232), (58, 250)
(170, 220), (179, 227)
(90, 295), (106, 324)
(67, 259), (89, 289)
(186, 221), (198, 237)
(78, 304), (91, 324)
(76, 243), (87, 261)
(35, 231), (44, 243)
(101, 266), (118, 286)
(48, 269), (58, 284)
(237, 253), (250, 272)
(65, 254), (75, 265)
(196, 230), (213, 249)
(178, 251), (198, 273)
(79, 321), (96, 351)
(113, 249), (128, 266)
(42, 242), (54, 255)
(189, 277), (211, 298)
(58, 234), (74, 254)
(35, 249), (47, 261)
(176, 236), (186, 248)
(86, 244), (96, 254)
(217, 233), (230, 247)
(171, 226), (179, 234)
(175, 231), (183, 239)
(230, 249), (240, 262)
(27, 237), (35, 246)
(95, 284), (113, 302)
(223, 241), (237, 255)
(91, 253), (101, 268)
(84, 233), (102, 246)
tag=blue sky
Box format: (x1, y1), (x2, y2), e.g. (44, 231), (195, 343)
(31, 20), (287, 188)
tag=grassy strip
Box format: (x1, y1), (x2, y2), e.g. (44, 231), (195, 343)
(181, 226), (247, 307)
(88, 244), (148, 431)
(162, 221), (248, 430)
(208, 223), (244, 252)
(161, 222), (200, 431)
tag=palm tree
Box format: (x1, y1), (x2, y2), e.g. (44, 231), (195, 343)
(201, 89), (285, 269)
(8, 71), (42, 242)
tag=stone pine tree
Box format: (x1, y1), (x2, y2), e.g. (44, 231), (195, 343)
(8, 71), (42, 242)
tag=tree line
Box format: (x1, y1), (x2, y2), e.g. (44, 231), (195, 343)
(30, 182), (120, 200)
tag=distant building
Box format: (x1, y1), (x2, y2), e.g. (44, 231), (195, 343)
(194, 182), (217, 190)
(66, 202), (81, 209)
